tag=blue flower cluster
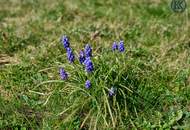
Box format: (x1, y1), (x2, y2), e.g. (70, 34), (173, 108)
(110, 41), (125, 96)
(79, 44), (94, 74)
(112, 41), (125, 52)
(60, 35), (94, 89)
(60, 35), (125, 95)
(82, 44), (93, 89)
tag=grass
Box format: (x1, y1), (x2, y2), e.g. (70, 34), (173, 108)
(0, 0), (190, 129)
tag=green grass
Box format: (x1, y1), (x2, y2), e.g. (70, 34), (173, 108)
(0, 0), (190, 129)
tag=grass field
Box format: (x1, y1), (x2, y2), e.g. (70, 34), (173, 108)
(0, 0), (190, 129)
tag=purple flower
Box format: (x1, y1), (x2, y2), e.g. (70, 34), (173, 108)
(79, 50), (85, 64)
(61, 35), (70, 49)
(66, 47), (75, 63)
(84, 44), (92, 57)
(84, 57), (94, 73)
(112, 42), (118, 51)
(85, 80), (91, 89)
(118, 41), (125, 52)
(59, 68), (68, 80)
(109, 87), (116, 96)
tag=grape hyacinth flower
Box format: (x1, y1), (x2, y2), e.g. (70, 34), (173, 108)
(84, 44), (92, 57)
(61, 35), (70, 49)
(59, 68), (68, 80)
(112, 42), (118, 51)
(118, 41), (125, 52)
(85, 80), (91, 89)
(79, 50), (85, 64)
(109, 87), (117, 96)
(84, 57), (94, 73)
(66, 47), (75, 63)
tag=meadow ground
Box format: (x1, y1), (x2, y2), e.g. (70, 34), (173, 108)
(0, 0), (190, 129)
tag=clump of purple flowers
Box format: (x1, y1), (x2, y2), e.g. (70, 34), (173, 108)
(112, 40), (125, 52)
(85, 44), (92, 57)
(60, 35), (126, 95)
(66, 47), (75, 63)
(60, 36), (94, 89)
(59, 68), (68, 80)
(61, 35), (70, 49)
(85, 80), (91, 89)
